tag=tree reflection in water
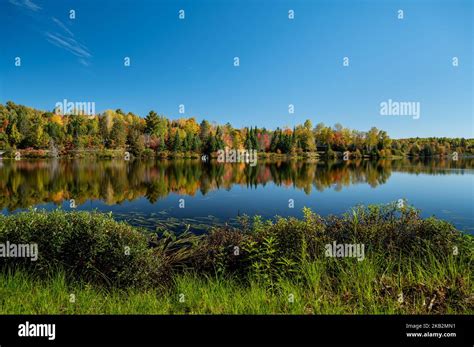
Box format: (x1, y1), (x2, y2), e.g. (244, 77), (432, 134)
(0, 157), (471, 211)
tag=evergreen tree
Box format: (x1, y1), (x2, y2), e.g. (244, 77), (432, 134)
(172, 132), (181, 152)
(110, 118), (127, 148)
(127, 124), (144, 155)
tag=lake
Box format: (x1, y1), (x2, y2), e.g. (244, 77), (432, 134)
(0, 157), (473, 234)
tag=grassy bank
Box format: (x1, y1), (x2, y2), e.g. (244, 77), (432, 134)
(0, 205), (472, 314)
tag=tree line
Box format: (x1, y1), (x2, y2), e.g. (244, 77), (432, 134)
(0, 101), (472, 158)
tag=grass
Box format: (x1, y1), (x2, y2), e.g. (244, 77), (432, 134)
(1, 252), (471, 314)
(0, 205), (472, 314)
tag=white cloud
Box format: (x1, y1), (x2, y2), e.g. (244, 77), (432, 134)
(9, 0), (41, 12)
(52, 17), (74, 37)
(10, 0), (93, 66)
(45, 32), (92, 59)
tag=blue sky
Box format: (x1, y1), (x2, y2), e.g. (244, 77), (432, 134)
(1, 0), (472, 138)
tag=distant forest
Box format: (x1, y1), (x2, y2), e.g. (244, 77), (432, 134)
(0, 101), (472, 158)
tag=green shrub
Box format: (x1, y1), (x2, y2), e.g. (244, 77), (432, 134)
(141, 148), (155, 157)
(0, 210), (167, 288)
(185, 204), (472, 289)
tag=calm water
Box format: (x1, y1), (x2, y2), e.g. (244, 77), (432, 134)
(0, 158), (473, 233)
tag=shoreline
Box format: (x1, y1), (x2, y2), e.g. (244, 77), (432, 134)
(0, 148), (471, 160)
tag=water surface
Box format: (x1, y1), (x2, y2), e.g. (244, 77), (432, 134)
(0, 158), (472, 233)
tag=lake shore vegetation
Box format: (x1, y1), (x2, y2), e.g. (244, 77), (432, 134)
(0, 204), (472, 314)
